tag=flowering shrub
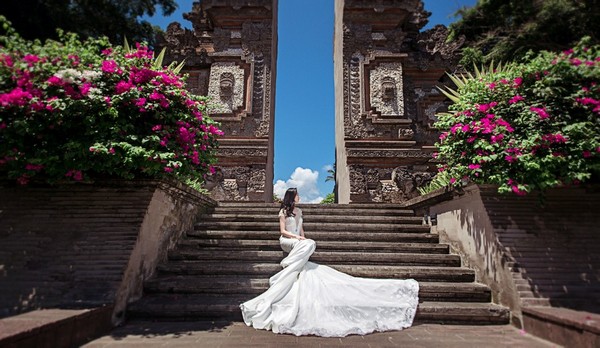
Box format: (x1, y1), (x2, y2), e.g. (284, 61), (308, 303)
(0, 19), (222, 186)
(435, 37), (600, 195)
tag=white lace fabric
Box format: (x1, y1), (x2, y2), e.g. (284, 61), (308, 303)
(239, 209), (419, 337)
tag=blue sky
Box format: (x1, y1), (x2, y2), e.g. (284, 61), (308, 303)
(145, 0), (477, 203)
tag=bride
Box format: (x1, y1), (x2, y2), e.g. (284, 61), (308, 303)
(239, 187), (420, 337)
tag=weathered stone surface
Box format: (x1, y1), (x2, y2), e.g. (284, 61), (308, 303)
(0, 180), (216, 326)
(0, 307), (113, 348)
(127, 202), (508, 324)
(429, 184), (600, 327)
(334, 0), (460, 203)
(156, 1), (277, 202)
(522, 307), (600, 348)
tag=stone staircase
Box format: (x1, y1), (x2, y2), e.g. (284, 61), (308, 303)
(128, 202), (510, 324)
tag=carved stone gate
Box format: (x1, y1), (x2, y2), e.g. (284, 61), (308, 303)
(159, 0), (459, 203)
(334, 0), (461, 203)
(157, 0), (277, 202)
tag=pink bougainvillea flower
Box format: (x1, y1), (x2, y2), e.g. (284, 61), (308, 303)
(25, 164), (44, 171)
(468, 164), (481, 170)
(450, 178), (456, 184)
(80, 82), (92, 96)
(22, 54), (40, 66)
(583, 151), (592, 158)
(487, 82), (496, 90)
(109, 148), (115, 154)
(500, 78), (509, 85)
(509, 95), (524, 104)
(163, 167), (173, 173)
(530, 106), (549, 120)
(17, 175), (29, 185)
(135, 97), (147, 107)
(490, 134), (504, 144)
(115, 80), (134, 94)
(570, 58), (582, 66)
(152, 125), (162, 132)
(439, 132), (448, 141)
(505, 155), (517, 163)
(65, 169), (83, 181)
(513, 77), (523, 87)
(477, 102), (497, 113)
(101, 60), (120, 73)
(467, 136), (477, 143)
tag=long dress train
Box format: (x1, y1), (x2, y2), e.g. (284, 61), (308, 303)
(239, 208), (419, 337)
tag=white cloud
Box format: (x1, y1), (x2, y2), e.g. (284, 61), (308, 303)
(274, 167), (324, 204)
(322, 164), (333, 172)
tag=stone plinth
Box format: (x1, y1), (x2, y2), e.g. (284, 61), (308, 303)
(334, 0), (462, 203)
(157, 0), (278, 202)
(427, 184), (600, 326)
(0, 180), (216, 325)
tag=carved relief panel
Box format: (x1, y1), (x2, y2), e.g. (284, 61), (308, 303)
(367, 61), (404, 119)
(207, 61), (250, 119)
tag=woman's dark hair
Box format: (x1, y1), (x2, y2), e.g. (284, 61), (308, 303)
(280, 188), (298, 217)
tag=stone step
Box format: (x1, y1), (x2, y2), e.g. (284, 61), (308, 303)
(126, 295), (508, 324)
(187, 230), (440, 243)
(176, 240), (450, 253)
(143, 277), (491, 302)
(218, 202), (411, 210)
(157, 262), (476, 282)
(212, 206), (416, 216)
(516, 283), (600, 292)
(168, 250), (461, 266)
(201, 214), (424, 224)
(194, 221), (431, 232)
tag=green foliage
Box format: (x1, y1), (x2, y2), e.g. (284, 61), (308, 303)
(434, 37), (600, 195)
(320, 192), (335, 204)
(417, 171), (453, 196)
(449, 0), (600, 65)
(0, 0), (176, 44)
(0, 18), (222, 186)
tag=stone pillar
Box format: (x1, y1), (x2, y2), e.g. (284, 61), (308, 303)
(334, 0), (462, 203)
(157, 0), (277, 202)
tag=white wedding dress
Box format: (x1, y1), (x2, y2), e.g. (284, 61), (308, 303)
(239, 208), (420, 337)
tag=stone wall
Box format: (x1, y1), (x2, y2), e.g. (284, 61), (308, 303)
(157, 0), (278, 202)
(0, 180), (216, 324)
(428, 184), (600, 326)
(333, 0), (462, 203)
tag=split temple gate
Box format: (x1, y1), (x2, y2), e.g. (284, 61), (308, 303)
(157, 0), (462, 203)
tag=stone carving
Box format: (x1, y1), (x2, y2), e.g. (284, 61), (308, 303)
(349, 167), (367, 195)
(335, 0), (461, 203)
(242, 21), (272, 56)
(207, 62), (245, 115)
(425, 101), (446, 123)
(417, 25), (464, 61)
(398, 127), (415, 140)
(156, 1), (276, 202)
(392, 167), (434, 201)
(216, 148), (268, 158)
(369, 62), (404, 117)
(346, 149), (433, 158)
(161, 23), (199, 57)
(205, 166), (266, 201)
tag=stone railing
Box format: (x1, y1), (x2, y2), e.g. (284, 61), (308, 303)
(0, 179), (217, 325)
(415, 184), (600, 326)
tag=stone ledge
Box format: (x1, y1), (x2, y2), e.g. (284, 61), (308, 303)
(0, 306), (113, 348)
(523, 306), (600, 334)
(400, 186), (458, 210)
